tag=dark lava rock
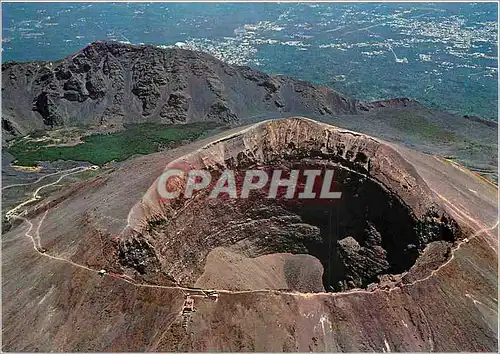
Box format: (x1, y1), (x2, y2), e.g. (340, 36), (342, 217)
(118, 235), (161, 275)
(2, 42), (496, 183)
(1, 41), (359, 135)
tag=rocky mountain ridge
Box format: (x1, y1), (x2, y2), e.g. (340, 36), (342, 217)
(3, 41), (497, 183)
(2, 40), (435, 139)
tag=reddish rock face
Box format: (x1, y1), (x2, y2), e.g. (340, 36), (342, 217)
(2, 117), (497, 352)
(121, 118), (462, 294)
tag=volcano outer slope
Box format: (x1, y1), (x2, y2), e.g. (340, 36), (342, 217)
(2, 117), (498, 352)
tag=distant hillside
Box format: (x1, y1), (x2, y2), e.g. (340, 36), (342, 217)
(2, 40), (375, 138)
(3, 41), (497, 182)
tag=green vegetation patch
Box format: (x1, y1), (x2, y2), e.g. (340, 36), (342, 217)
(8, 122), (221, 166)
(382, 110), (462, 142)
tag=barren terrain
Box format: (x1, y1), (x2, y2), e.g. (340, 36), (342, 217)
(2, 117), (497, 352)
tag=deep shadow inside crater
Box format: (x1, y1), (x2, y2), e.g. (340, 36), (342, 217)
(242, 159), (459, 292)
(121, 157), (459, 293)
(278, 161), (432, 291)
(232, 159), (457, 292)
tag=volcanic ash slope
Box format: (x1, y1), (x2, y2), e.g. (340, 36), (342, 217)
(2, 117), (498, 352)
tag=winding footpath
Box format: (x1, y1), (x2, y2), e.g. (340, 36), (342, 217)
(5, 165), (97, 219)
(2, 166), (90, 191)
(4, 165), (499, 299)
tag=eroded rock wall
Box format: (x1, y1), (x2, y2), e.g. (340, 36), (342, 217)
(121, 117), (461, 292)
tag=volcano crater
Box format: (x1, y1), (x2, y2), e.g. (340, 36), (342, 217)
(119, 118), (462, 293)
